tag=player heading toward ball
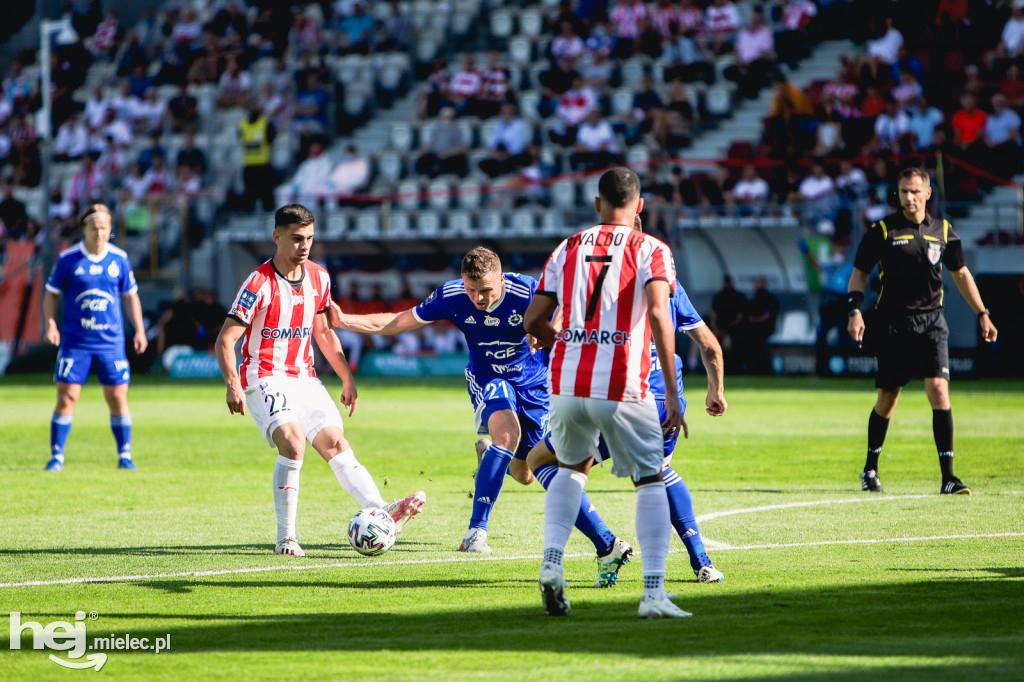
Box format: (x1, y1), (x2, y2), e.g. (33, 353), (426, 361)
(847, 168), (997, 495)
(330, 247), (630, 564)
(43, 204), (147, 472)
(525, 167), (689, 618)
(215, 204), (425, 557)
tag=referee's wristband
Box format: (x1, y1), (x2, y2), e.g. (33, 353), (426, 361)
(846, 291), (864, 316)
(977, 309), (991, 319)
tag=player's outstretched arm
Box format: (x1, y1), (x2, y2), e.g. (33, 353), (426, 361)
(329, 301), (426, 336)
(846, 267), (870, 345)
(314, 312), (358, 416)
(124, 292), (148, 354)
(647, 279), (683, 430)
(43, 291), (61, 346)
(686, 324), (727, 416)
(950, 266), (998, 343)
(215, 318), (247, 415)
(524, 294), (558, 348)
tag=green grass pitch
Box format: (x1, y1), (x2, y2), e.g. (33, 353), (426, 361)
(1, 374), (1022, 680)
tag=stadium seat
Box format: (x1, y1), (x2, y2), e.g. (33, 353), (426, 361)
(626, 145), (651, 168)
(620, 60), (646, 88)
(706, 85), (734, 118)
(448, 210), (472, 236)
(324, 213), (349, 240)
(519, 9), (543, 37)
(509, 37), (533, 65)
(397, 180), (422, 210)
(511, 209), (536, 236)
(541, 210), (567, 237)
(479, 120), (499, 149)
(518, 91), (542, 120)
(427, 179), (451, 210)
(391, 122), (414, 151)
(457, 179), (484, 210)
(387, 211), (413, 238)
(376, 151), (404, 183)
(490, 9), (515, 39)
(480, 210), (504, 236)
(417, 210), (442, 237)
(551, 180), (576, 208)
(355, 212), (381, 238)
(611, 88), (634, 117)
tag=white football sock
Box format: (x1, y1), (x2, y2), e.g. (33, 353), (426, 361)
(328, 450), (386, 508)
(543, 468), (588, 567)
(636, 481), (671, 600)
(273, 455), (303, 543)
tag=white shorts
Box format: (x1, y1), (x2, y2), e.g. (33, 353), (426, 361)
(548, 394), (665, 480)
(245, 376), (344, 447)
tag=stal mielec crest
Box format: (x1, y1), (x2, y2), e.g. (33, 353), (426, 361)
(507, 309), (523, 326)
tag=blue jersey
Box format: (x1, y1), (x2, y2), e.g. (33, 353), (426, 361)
(648, 279), (704, 400)
(45, 242), (138, 352)
(413, 273), (547, 388)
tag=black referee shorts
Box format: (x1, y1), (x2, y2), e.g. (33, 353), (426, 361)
(865, 309), (950, 390)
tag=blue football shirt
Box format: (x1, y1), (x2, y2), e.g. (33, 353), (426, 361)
(45, 242), (138, 352)
(413, 273), (547, 388)
(648, 279), (704, 400)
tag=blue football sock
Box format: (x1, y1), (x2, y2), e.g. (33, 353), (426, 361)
(535, 463), (616, 555)
(664, 466), (713, 572)
(470, 444), (514, 530)
(50, 414), (73, 459)
(110, 414), (132, 457)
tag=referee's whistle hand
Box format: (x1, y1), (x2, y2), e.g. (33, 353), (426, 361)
(847, 314), (865, 345)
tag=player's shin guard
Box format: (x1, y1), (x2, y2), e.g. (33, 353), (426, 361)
(635, 481), (671, 600)
(273, 455), (303, 543)
(328, 450), (386, 508)
(664, 467), (712, 572)
(469, 444), (513, 530)
(536, 463), (616, 554)
(543, 468), (587, 566)
(110, 414), (132, 457)
(50, 413), (73, 459)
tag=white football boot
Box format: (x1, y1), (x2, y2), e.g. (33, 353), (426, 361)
(458, 527), (493, 553)
(540, 562), (570, 616)
(274, 538), (306, 557)
(696, 565), (725, 583)
(639, 594), (692, 618)
(594, 537), (633, 587)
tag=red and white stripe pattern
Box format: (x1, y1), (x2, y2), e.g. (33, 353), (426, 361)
(539, 224), (675, 402)
(228, 260), (332, 390)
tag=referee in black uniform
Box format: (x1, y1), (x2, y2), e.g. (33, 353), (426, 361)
(846, 167), (998, 495)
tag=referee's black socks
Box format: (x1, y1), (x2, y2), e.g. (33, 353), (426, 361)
(934, 408), (955, 478)
(865, 409), (890, 472)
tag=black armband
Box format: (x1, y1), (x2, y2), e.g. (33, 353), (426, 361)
(846, 291), (865, 315)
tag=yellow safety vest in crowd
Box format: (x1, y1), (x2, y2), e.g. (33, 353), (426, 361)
(238, 117), (271, 167)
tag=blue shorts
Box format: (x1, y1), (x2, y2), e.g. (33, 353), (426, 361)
(544, 394), (688, 462)
(54, 347), (131, 386)
(467, 374), (549, 460)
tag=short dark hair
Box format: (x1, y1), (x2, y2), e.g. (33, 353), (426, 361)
(597, 167), (641, 208)
(898, 167), (930, 186)
(461, 246), (501, 280)
(274, 204), (315, 229)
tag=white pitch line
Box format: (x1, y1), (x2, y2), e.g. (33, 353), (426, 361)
(3, 493), (1021, 590)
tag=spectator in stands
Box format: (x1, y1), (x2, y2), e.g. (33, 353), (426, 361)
(187, 32), (224, 86)
(448, 54), (484, 118)
(907, 96), (945, 151)
(699, 165), (733, 214)
(705, 0), (742, 55)
(609, 0), (649, 59)
(132, 10), (161, 61)
(725, 9), (776, 100)
(135, 90), (167, 136)
(378, 0), (414, 52)
(729, 164), (771, 216)
(238, 99), (277, 211)
(176, 130), (207, 179)
(325, 145), (371, 205)
(859, 85), (887, 119)
(0, 180), (28, 240)
(764, 97), (814, 160)
(67, 153), (106, 212)
(111, 80), (141, 127)
(84, 85), (110, 131)
(775, 0), (817, 67)
(579, 46), (613, 90)
(415, 107), (469, 178)
(54, 114), (89, 162)
(211, 1), (249, 49)
(743, 276), (779, 374)
(97, 135), (128, 182)
(90, 8), (122, 61)
(101, 107), (133, 149)
(570, 108), (622, 172)
(792, 161), (837, 225)
(990, 1), (1024, 74)
(143, 153), (173, 198)
(859, 16), (903, 84)
(155, 288), (200, 356)
(418, 57), (451, 119)
(661, 9), (714, 84)
(538, 58), (579, 118)
(168, 84), (198, 133)
(711, 275), (746, 368)
(479, 103), (531, 178)
(659, 79), (696, 151)
(116, 31), (148, 78)
(624, 76), (665, 146)
(172, 8), (204, 53)
(2, 59), (34, 115)
(951, 93), (987, 153)
(870, 99), (911, 154)
(982, 93), (1023, 180)
(550, 75), (597, 146)
(6, 122), (41, 187)
(137, 132), (165, 173)
(276, 139), (332, 205)
(49, 186), (77, 239)
(835, 159), (869, 202)
(250, 8), (285, 59)
(292, 73), (330, 151)
(216, 56), (252, 109)
(480, 50), (512, 119)
(511, 144), (554, 206)
(550, 20), (585, 66)
(128, 64), (153, 100)
(1000, 63), (1024, 111)
(813, 99), (844, 156)
(336, 2), (374, 55)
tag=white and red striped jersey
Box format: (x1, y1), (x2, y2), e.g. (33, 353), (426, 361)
(538, 224), (676, 402)
(227, 260), (332, 389)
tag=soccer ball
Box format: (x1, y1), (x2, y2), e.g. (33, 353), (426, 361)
(347, 508), (397, 556)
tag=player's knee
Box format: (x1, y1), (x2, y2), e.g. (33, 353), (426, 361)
(526, 442), (555, 471)
(509, 458), (534, 485)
